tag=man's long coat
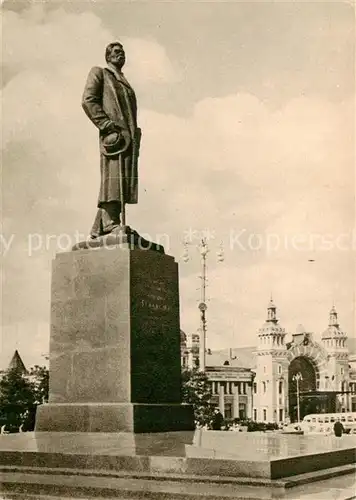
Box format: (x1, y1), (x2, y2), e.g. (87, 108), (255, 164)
(82, 66), (141, 206)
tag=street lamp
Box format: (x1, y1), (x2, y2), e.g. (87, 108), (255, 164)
(292, 372), (303, 423)
(182, 237), (224, 371)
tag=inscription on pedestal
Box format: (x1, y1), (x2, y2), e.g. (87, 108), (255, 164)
(130, 251), (182, 404)
(140, 278), (173, 312)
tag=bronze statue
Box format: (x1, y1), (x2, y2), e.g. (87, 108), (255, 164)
(82, 42), (141, 238)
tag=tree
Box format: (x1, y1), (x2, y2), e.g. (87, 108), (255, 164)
(0, 365), (49, 432)
(181, 368), (214, 426)
(0, 368), (35, 432)
(29, 365), (49, 404)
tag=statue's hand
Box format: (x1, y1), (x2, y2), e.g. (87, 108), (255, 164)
(102, 121), (118, 135)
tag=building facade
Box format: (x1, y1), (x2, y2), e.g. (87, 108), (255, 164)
(181, 332), (255, 421)
(181, 299), (356, 423)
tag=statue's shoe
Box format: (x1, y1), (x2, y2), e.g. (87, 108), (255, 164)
(72, 226), (165, 253)
(102, 223), (121, 235)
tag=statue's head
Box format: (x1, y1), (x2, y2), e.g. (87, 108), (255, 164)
(105, 42), (125, 69)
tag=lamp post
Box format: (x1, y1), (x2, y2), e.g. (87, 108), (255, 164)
(183, 237), (224, 371)
(292, 372), (303, 423)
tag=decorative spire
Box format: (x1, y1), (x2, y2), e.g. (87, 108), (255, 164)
(267, 295), (278, 323)
(329, 305), (339, 328)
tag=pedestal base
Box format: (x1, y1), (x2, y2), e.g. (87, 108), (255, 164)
(35, 403), (195, 433)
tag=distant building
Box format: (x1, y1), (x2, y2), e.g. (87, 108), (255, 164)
(181, 332), (255, 420)
(0, 350), (28, 377)
(181, 299), (356, 423)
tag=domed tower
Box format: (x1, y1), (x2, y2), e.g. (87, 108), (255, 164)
(321, 305), (347, 352)
(257, 297), (286, 351)
(321, 306), (349, 403)
(255, 297), (288, 423)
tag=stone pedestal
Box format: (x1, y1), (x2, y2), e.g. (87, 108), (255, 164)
(35, 244), (194, 433)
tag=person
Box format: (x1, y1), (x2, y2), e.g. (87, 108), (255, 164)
(333, 418), (344, 437)
(82, 42), (141, 238)
(211, 408), (224, 430)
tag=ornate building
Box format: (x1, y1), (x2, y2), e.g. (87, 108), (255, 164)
(181, 298), (356, 423)
(254, 299), (356, 422)
(181, 333), (255, 421)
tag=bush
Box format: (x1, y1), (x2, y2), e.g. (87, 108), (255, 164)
(246, 421), (279, 432)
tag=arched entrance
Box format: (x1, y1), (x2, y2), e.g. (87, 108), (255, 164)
(288, 356), (317, 422)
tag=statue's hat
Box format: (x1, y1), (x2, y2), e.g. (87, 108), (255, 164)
(101, 131), (130, 157)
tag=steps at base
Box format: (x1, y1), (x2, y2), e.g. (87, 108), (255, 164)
(1, 465), (355, 500)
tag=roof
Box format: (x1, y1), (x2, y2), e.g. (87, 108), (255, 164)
(5, 350), (27, 374)
(0, 349), (48, 373)
(206, 346), (256, 370)
(208, 337), (356, 370)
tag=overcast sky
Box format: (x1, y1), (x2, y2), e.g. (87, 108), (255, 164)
(1, 0), (355, 368)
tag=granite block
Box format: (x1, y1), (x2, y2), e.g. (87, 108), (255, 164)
(270, 448), (356, 479)
(36, 403), (194, 433)
(186, 457), (271, 479)
(36, 246), (194, 433)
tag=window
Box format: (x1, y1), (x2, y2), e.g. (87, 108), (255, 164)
(264, 366), (266, 373)
(239, 403), (246, 420)
(225, 403), (232, 420)
(278, 381), (283, 394)
(253, 409), (257, 421)
(263, 409), (267, 421)
(341, 367), (344, 375)
(253, 382), (257, 394)
(279, 409), (283, 422)
(278, 365), (282, 374)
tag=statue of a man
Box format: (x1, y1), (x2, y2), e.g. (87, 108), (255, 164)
(82, 42), (141, 238)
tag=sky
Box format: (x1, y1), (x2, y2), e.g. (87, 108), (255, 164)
(1, 0), (355, 369)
